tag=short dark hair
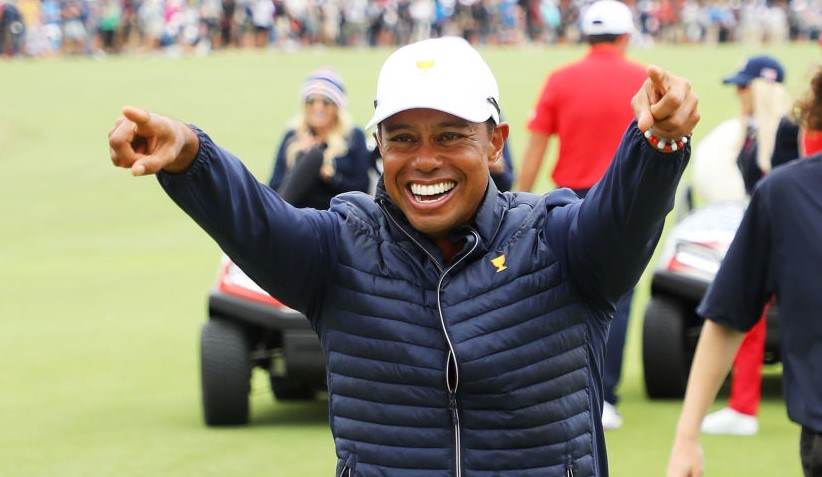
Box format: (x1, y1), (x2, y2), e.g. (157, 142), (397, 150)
(586, 33), (622, 45)
(485, 118), (496, 135)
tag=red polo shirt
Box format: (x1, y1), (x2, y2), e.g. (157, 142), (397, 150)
(527, 44), (647, 189)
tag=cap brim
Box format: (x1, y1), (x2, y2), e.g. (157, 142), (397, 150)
(722, 73), (752, 86)
(583, 26), (633, 35)
(365, 102), (498, 131)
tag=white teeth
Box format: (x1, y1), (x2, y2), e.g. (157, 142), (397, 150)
(410, 181), (455, 197)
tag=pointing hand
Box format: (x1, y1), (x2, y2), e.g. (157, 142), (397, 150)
(108, 106), (199, 176)
(632, 66), (700, 139)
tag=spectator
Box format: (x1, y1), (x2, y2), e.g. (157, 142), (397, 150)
(97, 0), (122, 53)
(137, 0), (163, 50)
(251, 0), (274, 48)
(0, 0), (26, 56)
(699, 55), (798, 436)
(269, 68), (371, 209)
(60, 0), (87, 55)
(2, 0), (817, 58)
(199, 0), (222, 49)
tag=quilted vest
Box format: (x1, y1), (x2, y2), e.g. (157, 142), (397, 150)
(314, 181), (608, 477)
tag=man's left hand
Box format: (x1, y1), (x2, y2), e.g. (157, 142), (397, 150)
(632, 66), (700, 139)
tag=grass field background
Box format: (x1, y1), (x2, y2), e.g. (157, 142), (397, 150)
(2, 43), (819, 476)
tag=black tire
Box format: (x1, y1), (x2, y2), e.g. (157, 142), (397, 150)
(642, 297), (689, 399)
(270, 376), (315, 401)
(200, 319), (251, 425)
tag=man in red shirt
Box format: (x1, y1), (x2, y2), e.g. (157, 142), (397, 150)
(516, 0), (648, 431)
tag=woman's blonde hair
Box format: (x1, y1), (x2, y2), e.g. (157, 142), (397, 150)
(284, 108), (354, 177)
(749, 78), (791, 173)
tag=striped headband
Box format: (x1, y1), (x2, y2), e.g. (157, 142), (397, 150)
(301, 68), (347, 108)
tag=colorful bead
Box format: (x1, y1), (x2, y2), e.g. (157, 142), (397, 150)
(644, 129), (691, 154)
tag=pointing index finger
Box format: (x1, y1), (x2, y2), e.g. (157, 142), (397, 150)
(122, 106), (155, 135)
(122, 105), (150, 124)
(648, 65), (668, 96)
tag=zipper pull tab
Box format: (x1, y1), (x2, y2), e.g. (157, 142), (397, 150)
(565, 461), (575, 477)
(448, 393), (458, 424)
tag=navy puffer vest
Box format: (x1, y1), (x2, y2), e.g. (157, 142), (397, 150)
(318, 181), (604, 477)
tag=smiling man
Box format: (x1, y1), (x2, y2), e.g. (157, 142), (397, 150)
(108, 37), (698, 477)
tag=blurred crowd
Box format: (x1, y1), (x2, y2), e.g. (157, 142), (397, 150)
(1, 0), (820, 57)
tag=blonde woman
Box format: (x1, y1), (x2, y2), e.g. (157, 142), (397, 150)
(268, 68), (371, 209)
(700, 55), (800, 436)
(727, 56), (798, 195)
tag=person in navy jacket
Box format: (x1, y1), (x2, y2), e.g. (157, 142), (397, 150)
(268, 68), (371, 210)
(108, 37), (698, 477)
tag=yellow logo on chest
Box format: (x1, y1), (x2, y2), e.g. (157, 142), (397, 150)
(490, 255), (507, 273)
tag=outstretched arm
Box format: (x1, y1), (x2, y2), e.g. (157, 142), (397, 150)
(108, 107), (335, 316)
(547, 67), (699, 305)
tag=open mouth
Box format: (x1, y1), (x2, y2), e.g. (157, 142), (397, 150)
(408, 181), (456, 204)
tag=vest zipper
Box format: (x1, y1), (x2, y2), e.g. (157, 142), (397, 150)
(378, 199), (478, 477)
(436, 230), (480, 477)
(448, 390), (462, 477)
(565, 454), (576, 477)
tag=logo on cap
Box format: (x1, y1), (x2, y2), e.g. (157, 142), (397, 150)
(761, 67), (778, 82)
(416, 59), (435, 70)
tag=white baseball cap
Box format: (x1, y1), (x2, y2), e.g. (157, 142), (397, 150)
(582, 0), (635, 36)
(365, 37), (501, 130)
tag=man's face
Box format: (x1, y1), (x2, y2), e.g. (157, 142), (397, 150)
(377, 108), (508, 239)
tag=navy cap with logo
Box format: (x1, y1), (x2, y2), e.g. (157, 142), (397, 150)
(722, 55), (785, 86)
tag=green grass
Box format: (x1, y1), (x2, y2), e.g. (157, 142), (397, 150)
(1, 43), (817, 476)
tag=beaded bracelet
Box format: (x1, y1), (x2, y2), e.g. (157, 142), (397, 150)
(644, 129), (689, 153)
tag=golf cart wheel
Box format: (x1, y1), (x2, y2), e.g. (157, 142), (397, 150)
(642, 297), (689, 399)
(270, 376), (315, 401)
(200, 319), (251, 426)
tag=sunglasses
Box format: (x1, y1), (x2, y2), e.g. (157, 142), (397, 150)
(305, 96), (335, 107)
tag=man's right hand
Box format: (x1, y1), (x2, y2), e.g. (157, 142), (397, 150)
(108, 106), (199, 176)
(632, 65), (700, 139)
